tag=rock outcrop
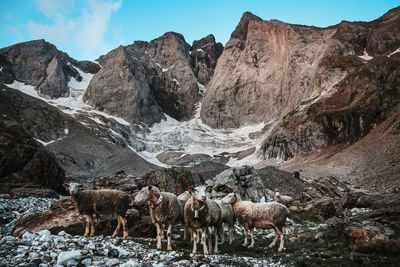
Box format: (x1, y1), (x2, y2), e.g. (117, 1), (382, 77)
(84, 33), (223, 125)
(0, 39), (100, 98)
(201, 7), (400, 131)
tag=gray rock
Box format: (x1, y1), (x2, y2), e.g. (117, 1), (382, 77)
(105, 258), (120, 267)
(206, 166), (269, 202)
(56, 250), (82, 266)
(81, 258), (92, 266)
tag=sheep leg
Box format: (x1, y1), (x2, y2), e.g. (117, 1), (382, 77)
(229, 226), (234, 245)
(112, 216), (121, 238)
(119, 215), (128, 239)
(220, 224), (226, 244)
(201, 227), (209, 255)
(249, 228), (255, 248)
(83, 215), (90, 237)
(197, 228), (201, 243)
(214, 227), (220, 254)
(160, 224), (165, 240)
(277, 228), (284, 253)
(269, 228), (280, 248)
(167, 223), (173, 251)
(155, 223), (162, 249)
(242, 227), (248, 247)
(89, 215), (95, 237)
(192, 227), (198, 254)
(183, 226), (188, 240)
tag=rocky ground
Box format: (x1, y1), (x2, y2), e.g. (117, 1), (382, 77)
(1, 167), (399, 267)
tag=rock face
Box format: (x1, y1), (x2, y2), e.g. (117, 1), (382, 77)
(201, 7), (400, 131)
(84, 33), (223, 125)
(0, 39), (100, 98)
(0, 85), (66, 196)
(191, 34), (224, 85)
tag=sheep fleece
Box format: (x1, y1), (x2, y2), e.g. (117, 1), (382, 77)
(74, 189), (130, 216)
(234, 201), (289, 228)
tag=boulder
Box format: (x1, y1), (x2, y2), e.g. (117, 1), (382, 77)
(140, 167), (204, 195)
(305, 197), (338, 219)
(205, 166), (270, 202)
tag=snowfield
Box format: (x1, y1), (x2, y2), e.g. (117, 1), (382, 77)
(6, 66), (272, 167)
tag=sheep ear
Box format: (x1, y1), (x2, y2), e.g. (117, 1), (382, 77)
(63, 183), (70, 188)
(188, 186), (194, 193)
(148, 185), (152, 191)
(206, 186), (213, 193)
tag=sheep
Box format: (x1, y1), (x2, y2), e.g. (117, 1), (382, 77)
(132, 185), (183, 251)
(63, 183), (130, 238)
(274, 192), (294, 206)
(184, 186), (223, 255)
(177, 191), (198, 242)
(205, 186), (235, 244)
(221, 193), (289, 252)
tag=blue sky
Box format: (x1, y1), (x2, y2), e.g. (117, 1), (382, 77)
(1, 0), (399, 60)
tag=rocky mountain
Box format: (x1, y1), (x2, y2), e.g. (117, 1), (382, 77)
(201, 8), (400, 129)
(84, 32), (223, 125)
(199, 8), (400, 189)
(0, 39), (100, 98)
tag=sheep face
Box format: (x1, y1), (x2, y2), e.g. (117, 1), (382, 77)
(274, 192), (280, 201)
(177, 191), (190, 202)
(63, 183), (83, 196)
(134, 185), (160, 205)
(221, 193), (238, 205)
(188, 186), (206, 202)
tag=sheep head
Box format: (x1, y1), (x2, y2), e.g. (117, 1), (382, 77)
(188, 186), (206, 202)
(134, 185), (160, 205)
(221, 193), (239, 205)
(63, 183), (83, 196)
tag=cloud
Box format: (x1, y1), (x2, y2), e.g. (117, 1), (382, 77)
(28, 0), (122, 59)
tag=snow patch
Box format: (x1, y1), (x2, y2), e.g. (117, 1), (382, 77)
(67, 63), (94, 98)
(6, 79), (130, 126)
(0, 66), (3, 72)
(64, 128), (69, 135)
(196, 49), (204, 52)
(388, 47), (400, 57)
(162, 68), (169, 72)
(358, 49), (373, 61)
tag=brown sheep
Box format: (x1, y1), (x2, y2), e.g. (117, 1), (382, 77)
(63, 183), (130, 238)
(184, 186), (222, 255)
(221, 193), (289, 252)
(132, 185), (183, 251)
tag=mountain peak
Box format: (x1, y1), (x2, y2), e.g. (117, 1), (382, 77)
(231, 11), (263, 40)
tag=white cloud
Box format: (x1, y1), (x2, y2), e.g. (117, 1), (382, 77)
(28, 0), (122, 60)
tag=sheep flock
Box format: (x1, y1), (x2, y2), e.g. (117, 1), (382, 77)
(63, 183), (291, 255)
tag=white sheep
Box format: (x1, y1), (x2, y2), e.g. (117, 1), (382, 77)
(63, 183), (130, 238)
(221, 193), (289, 252)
